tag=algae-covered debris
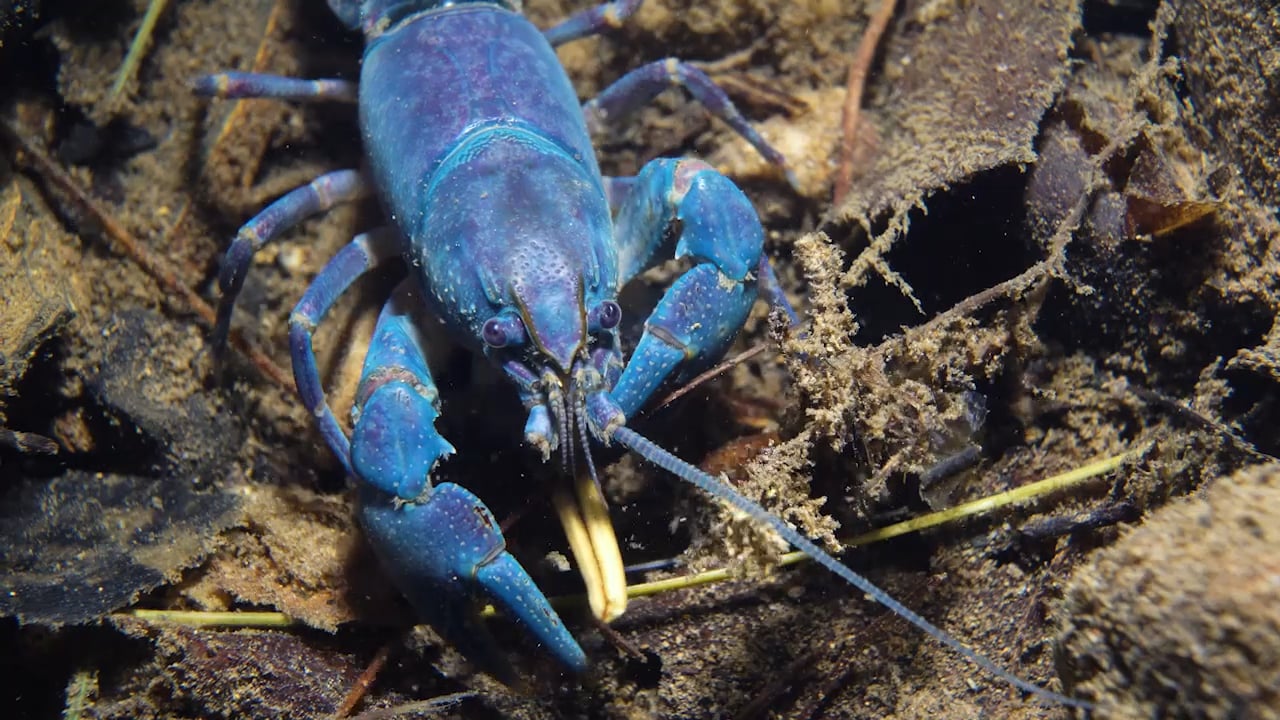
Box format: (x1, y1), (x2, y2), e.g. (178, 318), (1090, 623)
(0, 310), (243, 625)
(101, 616), (368, 720)
(835, 0), (1082, 223)
(1060, 462), (1280, 717)
(0, 169), (77, 399)
(0, 470), (239, 625)
(1174, 0), (1280, 209)
(709, 0), (1084, 214)
(180, 482), (399, 633)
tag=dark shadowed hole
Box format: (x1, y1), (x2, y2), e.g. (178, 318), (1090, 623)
(843, 166), (1036, 345)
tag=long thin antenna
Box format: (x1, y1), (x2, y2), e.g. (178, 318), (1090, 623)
(575, 385), (603, 493)
(611, 426), (1094, 711)
(555, 385), (573, 476)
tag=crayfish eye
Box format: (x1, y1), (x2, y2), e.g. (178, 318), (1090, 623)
(482, 319), (506, 347)
(598, 300), (622, 329)
(589, 300), (622, 332)
(483, 316), (523, 348)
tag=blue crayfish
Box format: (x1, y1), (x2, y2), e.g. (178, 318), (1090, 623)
(196, 0), (1090, 708)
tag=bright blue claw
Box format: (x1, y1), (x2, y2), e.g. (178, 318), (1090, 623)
(349, 291), (583, 676)
(473, 549), (587, 672)
(351, 382), (455, 501)
(359, 483), (587, 678)
(608, 159), (767, 418)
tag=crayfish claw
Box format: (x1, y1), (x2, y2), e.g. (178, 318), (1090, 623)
(358, 483), (586, 681)
(351, 381), (454, 501)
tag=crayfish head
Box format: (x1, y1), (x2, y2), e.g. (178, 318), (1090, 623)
(485, 266), (624, 467)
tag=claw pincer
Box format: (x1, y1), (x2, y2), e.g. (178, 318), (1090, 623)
(359, 484), (587, 675)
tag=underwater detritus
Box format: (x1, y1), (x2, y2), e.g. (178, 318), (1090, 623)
(1174, 0), (1280, 209)
(0, 310), (243, 625)
(105, 615), (368, 719)
(0, 170), (77, 400)
(1059, 462), (1280, 715)
(834, 0), (1081, 222)
(1, 171), (248, 627)
(0, 470), (240, 625)
(6, 0), (1280, 715)
(0, 425), (59, 454)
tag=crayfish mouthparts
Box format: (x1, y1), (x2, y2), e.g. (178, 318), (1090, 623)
(535, 365), (629, 623)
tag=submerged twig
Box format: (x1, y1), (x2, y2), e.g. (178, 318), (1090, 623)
(875, 177), (1100, 354)
(1017, 501), (1138, 541)
(794, 580), (930, 720)
(334, 640), (396, 719)
(833, 0), (898, 206)
(207, 0), (290, 189)
(125, 609), (300, 628)
(110, 0), (171, 100)
(615, 448), (1131, 600)
(736, 646), (823, 720)
(591, 614), (646, 661)
(1129, 385), (1273, 461)
(843, 450), (1132, 545)
(0, 117), (293, 390)
(710, 74), (811, 118)
(654, 342), (771, 411)
(0, 427), (59, 454)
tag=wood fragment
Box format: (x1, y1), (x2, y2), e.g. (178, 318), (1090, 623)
(208, 0), (290, 190)
(0, 117), (293, 390)
(109, 0), (172, 101)
(833, 0), (898, 206)
(736, 647), (822, 720)
(654, 343), (771, 411)
(333, 641), (394, 719)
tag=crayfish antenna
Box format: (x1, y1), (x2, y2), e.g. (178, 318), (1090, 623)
(575, 384), (603, 496)
(611, 426), (1095, 712)
(556, 385), (574, 478)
